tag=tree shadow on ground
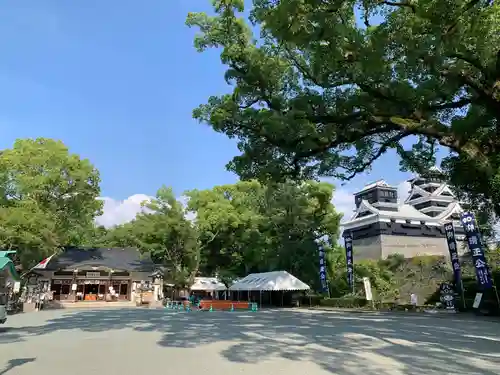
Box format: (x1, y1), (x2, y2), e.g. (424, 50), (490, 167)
(4, 308), (500, 375)
(0, 358), (36, 375)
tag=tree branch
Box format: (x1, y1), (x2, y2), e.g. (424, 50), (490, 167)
(448, 52), (489, 78)
(441, 69), (500, 117)
(283, 45), (352, 89)
(341, 131), (411, 180)
(380, 1), (416, 13)
(425, 97), (472, 111)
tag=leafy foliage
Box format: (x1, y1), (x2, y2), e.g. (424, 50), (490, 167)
(325, 246), (454, 302)
(187, 0), (500, 214)
(97, 187), (200, 287)
(0, 138), (102, 267)
(186, 179), (342, 289)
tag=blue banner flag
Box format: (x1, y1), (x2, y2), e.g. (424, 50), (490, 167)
(443, 222), (463, 286)
(344, 235), (354, 290)
(318, 244), (328, 292)
(460, 212), (493, 289)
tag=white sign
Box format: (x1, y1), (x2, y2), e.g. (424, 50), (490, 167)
(473, 293), (483, 309)
(13, 281), (21, 293)
(410, 293), (418, 306)
(363, 277), (373, 301)
(86, 272), (100, 278)
(71, 284), (77, 291)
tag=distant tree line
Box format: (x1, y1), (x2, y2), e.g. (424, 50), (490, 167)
(0, 137), (343, 290)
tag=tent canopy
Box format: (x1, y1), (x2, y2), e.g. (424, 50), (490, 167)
(190, 277), (226, 291)
(229, 271), (310, 291)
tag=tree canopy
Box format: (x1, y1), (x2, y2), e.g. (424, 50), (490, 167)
(0, 137), (343, 289)
(0, 138), (102, 267)
(186, 0), (500, 213)
(99, 180), (342, 289)
(186, 179), (341, 288)
(96, 187), (200, 287)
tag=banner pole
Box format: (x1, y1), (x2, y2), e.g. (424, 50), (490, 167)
(493, 284), (500, 311)
(460, 279), (466, 310)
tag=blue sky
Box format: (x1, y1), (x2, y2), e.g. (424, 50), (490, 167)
(0, 1), (435, 225)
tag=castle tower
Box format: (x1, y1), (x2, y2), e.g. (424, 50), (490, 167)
(342, 177), (465, 260)
(405, 166), (462, 223)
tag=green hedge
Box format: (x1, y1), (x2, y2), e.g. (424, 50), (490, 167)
(317, 297), (438, 311)
(320, 296), (368, 308)
(299, 295), (323, 306)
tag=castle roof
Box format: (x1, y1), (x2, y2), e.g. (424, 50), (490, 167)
(354, 180), (396, 195)
(342, 198), (464, 230)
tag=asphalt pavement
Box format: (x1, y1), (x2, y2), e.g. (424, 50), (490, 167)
(0, 307), (499, 375)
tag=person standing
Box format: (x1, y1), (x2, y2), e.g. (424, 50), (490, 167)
(410, 293), (418, 310)
(39, 292), (45, 311)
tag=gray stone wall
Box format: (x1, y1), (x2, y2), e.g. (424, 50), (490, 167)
(351, 234), (467, 260)
(380, 235), (467, 259)
(352, 236), (382, 260)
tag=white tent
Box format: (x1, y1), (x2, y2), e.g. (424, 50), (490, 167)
(229, 271), (310, 291)
(190, 277), (227, 291)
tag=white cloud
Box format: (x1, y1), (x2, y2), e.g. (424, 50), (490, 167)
(398, 181), (411, 203)
(95, 194), (152, 228)
(332, 189), (356, 222)
(95, 194), (197, 228)
(177, 195), (197, 222)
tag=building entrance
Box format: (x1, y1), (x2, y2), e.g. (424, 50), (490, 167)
(83, 284), (100, 301)
(50, 275), (132, 302)
(75, 280), (107, 301)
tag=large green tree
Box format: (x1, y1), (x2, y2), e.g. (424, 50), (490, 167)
(0, 138), (102, 267)
(186, 180), (341, 289)
(187, 0), (500, 213)
(99, 187), (200, 287)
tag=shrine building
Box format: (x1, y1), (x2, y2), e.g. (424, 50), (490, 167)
(33, 247), (159, 302)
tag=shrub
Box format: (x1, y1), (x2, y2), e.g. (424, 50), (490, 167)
(299, 294), (323, 306)
(320, 296), (368, 308)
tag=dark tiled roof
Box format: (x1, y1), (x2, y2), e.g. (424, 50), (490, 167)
(45, 247), (156, 272)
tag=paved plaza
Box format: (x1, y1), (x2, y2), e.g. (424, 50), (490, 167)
(0, 308), (499, 375)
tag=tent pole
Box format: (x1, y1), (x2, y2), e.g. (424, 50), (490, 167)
(281, 291), (284, 307)
(259, 291), (262, 308)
